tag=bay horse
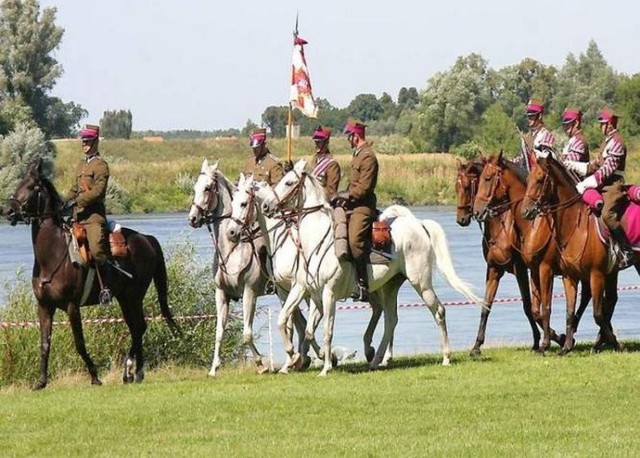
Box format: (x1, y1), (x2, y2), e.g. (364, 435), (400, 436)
(456, 159), (539, 355)
(4, 160), (179, 389)
(521, 155), (622, 352)
(240, 159), (483, 375)
(187, 159), (310, 375)
(472, 152), (591, 354)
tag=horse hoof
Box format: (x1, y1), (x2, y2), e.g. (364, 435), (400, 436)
(557, 349), (568, 357)
(365, 347), (375, 363)
(469, 348), (481, 358)
(256, 365), (270, 375)
(135, 372), (144, 383)
(300, 356), (312, 371)
(557, 334), (567, 347)
(442, 358), (451, 366)
(617, 342), (627, 353)
(123, 374), (134, 384)
(32, 380), (47, 391)
(208, 369), (217, 377)
(92, 378), (103, 386)
(331, 353), (339, 368)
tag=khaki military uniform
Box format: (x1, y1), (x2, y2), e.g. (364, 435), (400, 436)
(311, 151), (341, 200)
(66, 153), (110, 259)
(345, 142), (378, 260)
(243, 148), (284, 185)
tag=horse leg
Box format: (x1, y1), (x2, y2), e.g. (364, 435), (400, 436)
(602, 273), (623, 351)
(363, 297), (382, 363)
(423, 287), (452, 366)
(528, 268), (544, 354)
(34, 303), (55, 390)
(318, 287), (337, 377)
(66, 303), (102, 386)
(121, 301), (147, 384)
(590, 270), (620, 352)
(470, 265), (503, 357)
(291, 305), (311, 370)
(304, 297), (324, 360)
(241, 286), (267, 374)
(514, 260), (539, 352)
(370, 277), (403, 368)
(277, 283), (306, 374)
(538, 263), (554, 353)
(209, 287), (228, 377)
(573, 280), (592, 334)
(559, 276), (578, 355)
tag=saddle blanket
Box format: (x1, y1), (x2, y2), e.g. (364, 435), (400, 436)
(594, 201), (640, 251)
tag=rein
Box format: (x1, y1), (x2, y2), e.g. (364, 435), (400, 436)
(476, 163), (523, 218)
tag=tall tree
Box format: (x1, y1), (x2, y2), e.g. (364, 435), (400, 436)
(552, 40), (619, 122)
(346, 93), (383, 122)
(0, 0), (82, 137)
(100, 109), (132, 139)
(417, 53), (491, 151)
(614, 73), (640, 138)
(397, 87), (419, 111)
(261, 105), (288, 137)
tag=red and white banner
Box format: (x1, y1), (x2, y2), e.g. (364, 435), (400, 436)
(290, 36), (318, 118)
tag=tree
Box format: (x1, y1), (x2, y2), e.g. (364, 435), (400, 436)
(261, 105), (288, 137)
(100, 109), (132, 139)
(614, 73), (640, 138)
(378, 92), (397, 119)
(552, 41), (618, 123)
(416, 53), (492, 151)
(346, 93), (383, 122)
(473, 103), (520, 156)
(44, 98), (87, 138)
(0, 0), (81, 137)
(488, 58), (557, 130)
(398, 87), (419, 111)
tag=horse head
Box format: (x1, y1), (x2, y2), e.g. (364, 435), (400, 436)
(226, 173), (256, 243)
(272, 158), (308, 210)
(188, 159), (222, 228)
(472, 152), (511, 222)
(4, 159), (59, 226)
(455, 158), (481, 227)
(522, 154), (578, 220)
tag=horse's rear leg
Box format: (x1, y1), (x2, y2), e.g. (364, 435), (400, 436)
(34, 303), (56, 390)
(364, 300), (383, 363)
(241, 287), (268, 373)
(318, 288), (337, 377)
(572, 280), (591, 334)
(122, 301), (147, 384)
(470, 265), (503, 357)
(67, 304), (101, 386)
(591, 271), (620, 352)
(277, 283), (306, 373)
(422, 287), (451, 366)
(513, 261), (539, 352)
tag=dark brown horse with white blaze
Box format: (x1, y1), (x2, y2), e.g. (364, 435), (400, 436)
(4, 161), (179, 389)
(521, 155), (623, 352)
(472, 153), (591, 355)
(456, 159), (539, 355)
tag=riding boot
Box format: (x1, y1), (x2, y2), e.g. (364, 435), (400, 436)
(352, 257), (370, 302)
(95, 259), (113, 305)
(610, 227), (635, 269)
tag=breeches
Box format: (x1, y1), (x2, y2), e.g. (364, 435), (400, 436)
(602, 182), (626, 231)
(348, 208), (374, 261)
(83, 222), (108, 260)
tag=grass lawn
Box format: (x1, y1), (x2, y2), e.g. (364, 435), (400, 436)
(1, 344), (639, 457)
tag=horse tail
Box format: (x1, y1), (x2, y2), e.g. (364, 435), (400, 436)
(420, 219), (486, 308)
(147, 235), (181, 336)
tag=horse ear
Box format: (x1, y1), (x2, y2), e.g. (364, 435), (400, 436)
(455, 158), (462, 169)
(211, 160), (219, 170)
(294, 158), (306, 173)
(238, 172), (246, 187)
(498, 149), (504, 162)
(201, 159), (209, 172)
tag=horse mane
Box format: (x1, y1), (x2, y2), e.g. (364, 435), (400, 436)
(39, 175), (64, 210)
(546, 156), (579, 187)
(214, 169), (237, 195)
(303, 173), (332, 209)
(502, 159), (528, 184)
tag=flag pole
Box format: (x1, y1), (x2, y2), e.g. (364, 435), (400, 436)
(287, 12), (298, 163)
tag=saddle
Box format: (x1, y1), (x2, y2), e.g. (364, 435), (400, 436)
(70, 223), (128, 267)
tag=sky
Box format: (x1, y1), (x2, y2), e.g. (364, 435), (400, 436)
(40, 0), (640, 131)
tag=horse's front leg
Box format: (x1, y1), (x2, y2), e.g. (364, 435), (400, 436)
(363, 299), (383, 363)
(67, 303), (101, 386)
(559, 276), (578, 355)
(120, 299), (148, 384)
(34, 302), (56, 390)
(277, 283), (306, 373)
(470, 264), (503, 357)
(318, 287), (337, 377)
(513, 260), (539, 353)
(539, 262), (554, 353)
(303, 297), (324, 362)
(209, 287), (229, 377)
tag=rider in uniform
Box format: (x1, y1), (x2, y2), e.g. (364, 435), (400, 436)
(243, 128), (284, 186)
(64, 124), (113, 305)
(559, 108), (590, 164)
(517, 100), (556, 171)
(569, 109), (632, 268)
(310, 125), (341, 200)
(331, 120), (379, 302)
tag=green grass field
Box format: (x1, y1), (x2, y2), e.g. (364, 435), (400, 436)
(1, 345), (639, 457)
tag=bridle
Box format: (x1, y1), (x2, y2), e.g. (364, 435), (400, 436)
(191, 172), (228, 226)
(456, 170), (478, 217)
(7, 177), (59, 225)
(524, 164), (581, 218)
(475, 162), (516, 218)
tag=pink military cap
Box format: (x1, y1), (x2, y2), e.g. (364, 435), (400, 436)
(343, 120), (366, 137)
(312, 125), (331, 141)
(597, 108), (619, 125)
(561, 108), (582, 124)
(525, 100), (544, 115)
(80, 124), (100, 140)
(249, 128), (267, 148)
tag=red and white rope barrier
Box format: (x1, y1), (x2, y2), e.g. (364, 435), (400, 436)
(2, 285), (640, 329)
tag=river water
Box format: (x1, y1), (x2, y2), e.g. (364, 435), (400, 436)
(2, 207), (639, 362)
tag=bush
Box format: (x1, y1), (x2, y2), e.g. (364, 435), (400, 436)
(0, 240), (243, 387)
(454, 141), (484, 160)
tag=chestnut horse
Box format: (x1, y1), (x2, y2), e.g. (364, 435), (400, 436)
(4, 160), (179, 389)
(521, 155), (622, 352)
(456, 159), (538, 355)
(472, 153), (591, 354)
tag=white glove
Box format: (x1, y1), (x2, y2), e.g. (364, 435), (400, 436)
(564, 160), (588, 176)
(575, 175), (598, 194)
(535, 149), (549, 159)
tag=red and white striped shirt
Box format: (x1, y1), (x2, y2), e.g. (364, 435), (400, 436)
(594, 130), (626, 186)
(561, 131), (589, 163)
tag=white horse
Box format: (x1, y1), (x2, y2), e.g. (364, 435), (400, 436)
(248, 159), (482, 375)
(188, 159), (308, 376)
(227, 173), (328, 372)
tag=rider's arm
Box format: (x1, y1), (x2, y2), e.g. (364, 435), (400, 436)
(348, 153), (378, 201)
(76, 161), (109, 207)
(593, 139), (625, 186)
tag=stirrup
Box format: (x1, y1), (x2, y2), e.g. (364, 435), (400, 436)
(99, 288), (112, 305)
(264, 280), (275, 295)
(617, 251), (634, 270)
(351, 285), (369, 302)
